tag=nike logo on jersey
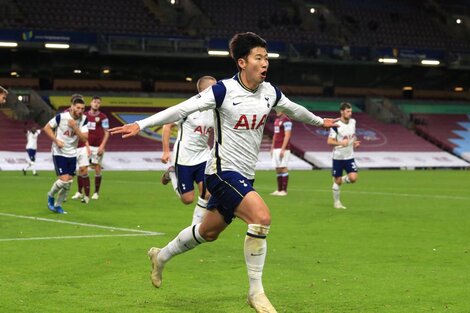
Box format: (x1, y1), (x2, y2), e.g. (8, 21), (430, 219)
(233, 102), (241, 106)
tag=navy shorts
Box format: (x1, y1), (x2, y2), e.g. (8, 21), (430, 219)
(53, 155), (77, 176)
(26, 149), (36, 162)
(175, 162), (206, 195)
(206, 171), (255, 224)
(332, 158), (358, 177)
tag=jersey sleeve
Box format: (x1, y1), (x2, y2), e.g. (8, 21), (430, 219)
(48, 114), (61, 129)
(81, 117), (89, 133)
(102, 118), (109, 129)
(136, 88), (216, 130)
(328, 128), (337, 138)
(275, 94), (323, 126)
(283, 120), (293, 132)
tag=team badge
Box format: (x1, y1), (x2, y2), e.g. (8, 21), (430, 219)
(95, 117), (100, 122)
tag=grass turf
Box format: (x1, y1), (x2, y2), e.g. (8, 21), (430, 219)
(1, 169), (469, 313)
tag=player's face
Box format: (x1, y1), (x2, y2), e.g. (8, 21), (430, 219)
(238, 47), (269, 88)
(90, 99), (101, 111)
(0, 93), (7, 104)
(341, 108), (353, 121)
(70, 103), (85, 119)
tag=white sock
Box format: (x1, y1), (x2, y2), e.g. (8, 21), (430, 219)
(332, 182), (340, 203)
(158, 224), (206, 265)
(169, 171), (180, 198)
(56, 181), (71, 206)
(191, 197), (208, 225)
(245, 224), (270, 297)
(48, 179), (67, 197)
(25, 162), (32, 170)
(341, 175), (351, 184)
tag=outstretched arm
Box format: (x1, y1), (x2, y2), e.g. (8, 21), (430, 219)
(276, 98), (338, 128)
(109, 94), (215, 138)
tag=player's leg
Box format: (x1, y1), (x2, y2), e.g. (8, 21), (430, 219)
(332, 160), (346, 209)
(278, 150), (290, 195)
(30, 150), (37, 175)
(343, 159), (358, 184)
(235, 192), (277, 312)
(73, 147), (87, 200)
(148, 203), (228, 288)
(190, 162), (209, 225)
(270, 149), (282, 195)
(55, 157), (77, 213)
(176, 164), (196, 204)
(91, 147), (103, 200)
(80, 165), (90, 204)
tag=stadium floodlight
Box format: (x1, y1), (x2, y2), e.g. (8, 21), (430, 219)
(10, 71), (18, 76)
(454, 87), (464, 92)
(0, 42), (18, 47)
(208, 50), (230, 56)
(74, 69), (82, 74)
(456, 18), (462, 24)
(268, 53), (280, 58)
(378, 58), (398, 64)
(402, 86), (413, 91)
(45, 43), (70, 49)
(310, 8), (316, 14)
(421, 59), (440, 66)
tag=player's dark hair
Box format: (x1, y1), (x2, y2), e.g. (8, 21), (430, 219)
(92, 95), (101, 100)
(229, 32), (267, 69)
(72, 98), (85, 105)
(70, 93), (83, 103)
(340, 102), (352, 111)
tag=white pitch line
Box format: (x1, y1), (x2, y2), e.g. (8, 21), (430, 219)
(0, 233), (159, 242)
(0, 212), (164, 235)
(257, 188), (470, 201)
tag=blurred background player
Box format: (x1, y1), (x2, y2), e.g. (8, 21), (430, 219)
(270, 111), (292, 196)
(0, 86), (7, 104)
(327, 102), (361, 209)
(72, 96), (109, 203)
(43, 97), (88, 214)
(22, 126), (41, 176)
(160, 76), (216, 225)
(109, 32), (338, 313)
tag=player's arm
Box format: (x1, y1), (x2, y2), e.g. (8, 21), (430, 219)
(327, 133), (348, 147)
(275, 96), (338, 128)
(161, 123), (176, 163)
(68, 119), (88, 143)
(280, 122), (292, 158)
(109, 91), (216, 138)
(43, 121), (64, 148)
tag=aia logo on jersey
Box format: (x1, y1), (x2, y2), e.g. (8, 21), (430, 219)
(234, 114), (267, 130)
(194, 125), (212, 135)
(63, 129), (75, 137)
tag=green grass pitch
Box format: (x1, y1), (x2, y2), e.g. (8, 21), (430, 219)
(1, 169), (469, 313)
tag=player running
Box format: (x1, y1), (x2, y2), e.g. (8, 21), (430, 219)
(160, 76), (216, 225)
(110, 32), (338, 313)
(327, 102), (361, 209)
(22, 126), (41, 176)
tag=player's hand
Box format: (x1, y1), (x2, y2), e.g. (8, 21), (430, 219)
(86, 146), (92, 156)
(280, 149), (285, 159)
(322, 118), (340, 129)
(97, 147), (105, 155)
(109, 123), (140, 138)
(161, 151), (171, 164)
(55, 139), (65, 148)
(341, 138), (349, 147)
(354, 141), (361, 148)
(68, 119), (77, 129)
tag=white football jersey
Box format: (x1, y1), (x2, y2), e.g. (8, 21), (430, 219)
(137, 74), (324, 179)
(173, 110), (213, 166)
(26, 130), (41, 150)
(329, 118), (356, 160)
(48, 112), (88, 157)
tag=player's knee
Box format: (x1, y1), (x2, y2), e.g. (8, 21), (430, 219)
(255, 212), (271, 226)
(349, 175), (358, 183)
(200, 229), (220, 242)
(180, 193), (194, 205)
